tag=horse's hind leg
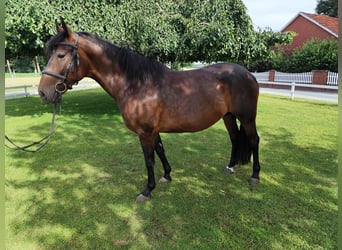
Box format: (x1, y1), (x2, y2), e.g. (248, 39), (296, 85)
(241, 120), (261, 184)
(154, 134), (172, 183)
(223, 113), (239, 174)
(223, 113), (261, 184)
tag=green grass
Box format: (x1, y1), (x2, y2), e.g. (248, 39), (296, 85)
(5, 89), (338, 249)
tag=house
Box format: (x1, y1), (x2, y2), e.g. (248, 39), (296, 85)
(280, 12), (338, 52)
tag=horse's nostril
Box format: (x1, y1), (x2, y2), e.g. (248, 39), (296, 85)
(39, 90), (47, 100)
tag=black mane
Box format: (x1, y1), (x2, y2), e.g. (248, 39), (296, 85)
(115, 45), (167, 86)
(46, 30), (167, 86)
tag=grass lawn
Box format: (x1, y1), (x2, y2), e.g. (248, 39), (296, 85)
(5, 88), (338, 249)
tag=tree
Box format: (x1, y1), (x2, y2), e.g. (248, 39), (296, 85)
(316, 0), (338, 17)
(6, 0), (54, 58)
(111, 1), (181, 64)
(5, 0), (291, 71)
(249, 28), (294, 72)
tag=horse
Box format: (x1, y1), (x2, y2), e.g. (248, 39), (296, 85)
(38, 18), (261, 202)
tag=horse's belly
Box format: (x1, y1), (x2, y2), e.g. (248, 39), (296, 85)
(159, 109), (223, 132)
(158, 94), (227, 132)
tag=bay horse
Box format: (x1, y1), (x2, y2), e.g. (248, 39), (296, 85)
(38, 18), (261, 202)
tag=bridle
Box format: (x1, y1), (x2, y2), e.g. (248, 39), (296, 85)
(5, 102), (60, 152)
(5, 33), (80, 152)
(42, 33), (80, 94)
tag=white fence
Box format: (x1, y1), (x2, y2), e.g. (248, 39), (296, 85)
(252, 70), (338, 86)
(327, 72), (338, 85)
(274, 71), (312, 84)
(252, 71), (269, 81)
(258, 81), (337, 102)
(5, 79), (99, 100)
(5, 85), (37, 99)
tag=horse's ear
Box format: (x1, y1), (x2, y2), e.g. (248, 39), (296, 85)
(59, 17), (72, 37)
(55, 19), (63, 33)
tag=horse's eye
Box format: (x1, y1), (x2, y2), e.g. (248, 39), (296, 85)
(57, 54), (65, 59)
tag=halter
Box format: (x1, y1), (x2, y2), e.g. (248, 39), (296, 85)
(42, 33), (80, 94)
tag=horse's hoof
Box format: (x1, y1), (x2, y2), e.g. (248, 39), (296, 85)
(159, 176), (171, 183)
(136, 194), (150, 202)
(224, 167), (234, 174)
(249, 177), (259, 185)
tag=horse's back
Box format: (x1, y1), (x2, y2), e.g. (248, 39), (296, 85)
(204, 63), (258, 91)
(155, 63), (258, 132)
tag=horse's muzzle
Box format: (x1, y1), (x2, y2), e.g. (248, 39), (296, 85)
(39, 89), (61, 104)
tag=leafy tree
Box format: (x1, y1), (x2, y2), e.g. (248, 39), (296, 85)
(248, 28), (293, 71)
(316, 0), (338, 17)
(5, 0), (291, 71)
(112, 1), (180, 64)
(6, 0), (54, 58)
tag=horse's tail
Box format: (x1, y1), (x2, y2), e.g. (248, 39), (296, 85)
(236, 125), (252, 165)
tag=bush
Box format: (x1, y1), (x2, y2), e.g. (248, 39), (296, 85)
(248, 60), (273, 72)
(271, 39), (337, 72)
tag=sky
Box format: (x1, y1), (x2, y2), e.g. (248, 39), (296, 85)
(242, 0), (318, 31)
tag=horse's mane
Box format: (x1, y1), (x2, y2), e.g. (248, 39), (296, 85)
(45, 31), (68, 57)
(114, 44), (167, 86)
(46, 30), (167, 86)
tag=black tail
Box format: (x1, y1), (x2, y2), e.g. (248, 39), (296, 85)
(236, 125), (252, 165)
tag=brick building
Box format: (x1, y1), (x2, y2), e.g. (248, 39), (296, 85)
(280, 12), (338, 53)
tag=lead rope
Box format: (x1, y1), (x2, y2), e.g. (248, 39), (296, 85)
(5, 101), (61, 153)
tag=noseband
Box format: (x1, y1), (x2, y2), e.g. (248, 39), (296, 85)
(42, 33), (80, 94)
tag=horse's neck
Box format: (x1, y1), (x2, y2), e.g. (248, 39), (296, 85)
(84, 43), (125, 101)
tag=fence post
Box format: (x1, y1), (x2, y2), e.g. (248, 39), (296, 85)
(312, 70), (328, 85)
(290, 82), (295, 100)
(269, 70), (275, 82)
(24, 85), (28, 97)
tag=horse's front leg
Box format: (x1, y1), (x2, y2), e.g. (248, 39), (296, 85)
(155, 134), (172, 183)
(136, 135), (156, 202)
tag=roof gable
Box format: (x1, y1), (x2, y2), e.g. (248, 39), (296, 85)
(305, 13), (338, 36)
(281, 12), (338, 37)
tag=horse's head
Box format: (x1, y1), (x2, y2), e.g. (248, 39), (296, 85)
(38, 18), (82, 103)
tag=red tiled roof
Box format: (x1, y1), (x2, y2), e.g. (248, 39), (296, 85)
(302, 12), (338, 36)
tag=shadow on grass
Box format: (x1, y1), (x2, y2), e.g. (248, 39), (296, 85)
(5, 90), (338, 249)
